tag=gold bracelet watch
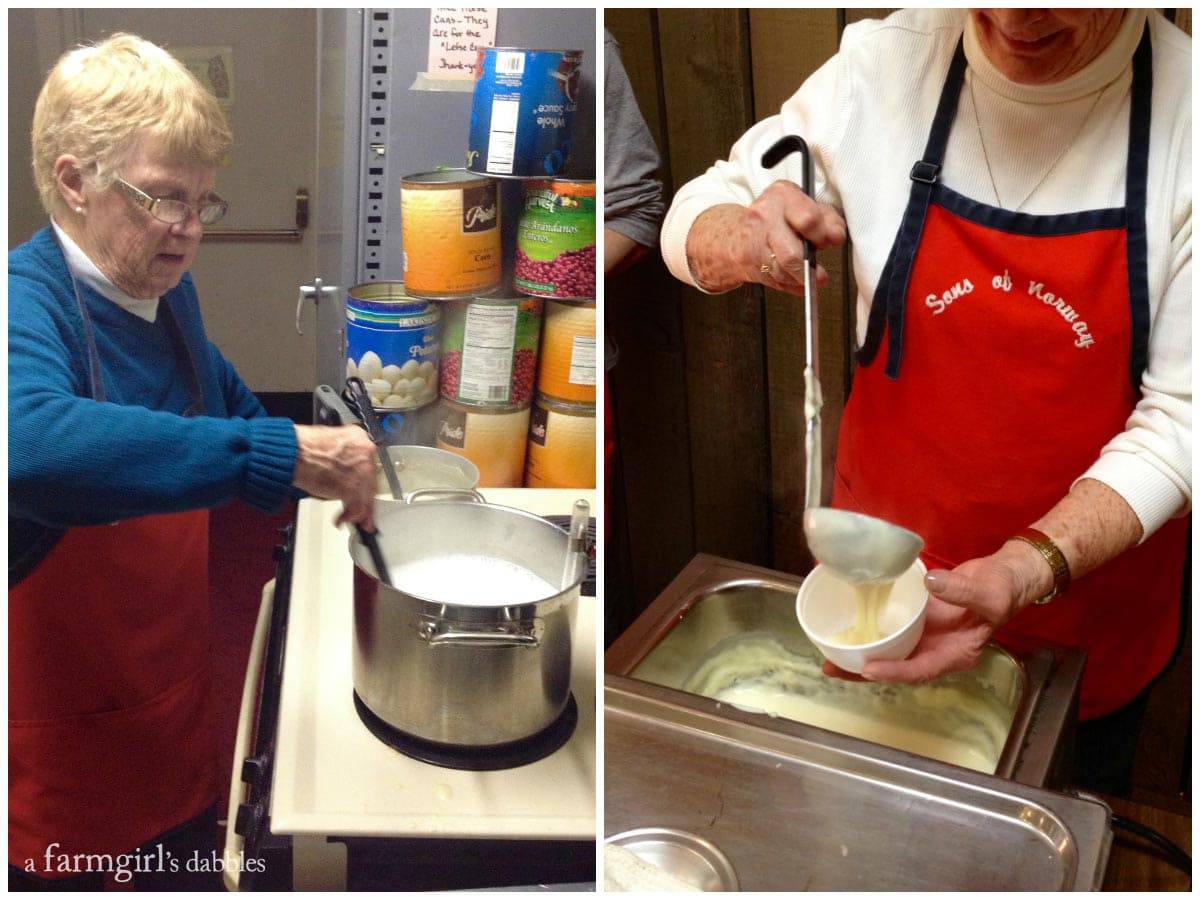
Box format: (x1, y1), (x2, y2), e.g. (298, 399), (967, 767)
(1007, 527), (1071, 605)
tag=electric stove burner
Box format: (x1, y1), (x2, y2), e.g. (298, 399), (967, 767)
(353, 692), (579, 771)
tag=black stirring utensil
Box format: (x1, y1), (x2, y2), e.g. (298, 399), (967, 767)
(347, 376), (405, 501)
(357, 525), (394, 588)
(346, 376), (396, 587)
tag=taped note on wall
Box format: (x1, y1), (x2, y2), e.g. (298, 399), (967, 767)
(426, 8), (497, 78)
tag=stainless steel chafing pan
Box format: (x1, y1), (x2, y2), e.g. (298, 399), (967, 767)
(606, 554), (1086, 786)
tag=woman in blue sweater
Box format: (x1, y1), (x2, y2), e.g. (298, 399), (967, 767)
(9, 34), (378, 889)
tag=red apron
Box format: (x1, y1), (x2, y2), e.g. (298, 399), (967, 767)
(9, 276), (218, 873)
(833, 27), (1186, 720)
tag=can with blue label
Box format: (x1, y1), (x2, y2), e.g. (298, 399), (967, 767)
(467, 47), (582, 178)
(345, 282), (441, 411)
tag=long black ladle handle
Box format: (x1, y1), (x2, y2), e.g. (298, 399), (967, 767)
(762, 135), (816, 266)
(345, 377), (395, 587)
(762, 134), (823, 510)
(357, 525), (393, 588)
(346, 377), (404, 500)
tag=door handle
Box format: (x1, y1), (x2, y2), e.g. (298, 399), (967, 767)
(296, 278), (339, 335)
(204, 188), (310, 243)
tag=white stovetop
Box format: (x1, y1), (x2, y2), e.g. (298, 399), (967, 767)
(271, 491), (596, 840)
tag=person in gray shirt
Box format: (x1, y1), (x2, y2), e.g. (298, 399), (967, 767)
(604, 29), (664, 277)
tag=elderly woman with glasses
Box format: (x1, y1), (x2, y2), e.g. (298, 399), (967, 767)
(662, 9), (1190, 794)
(9, 34), (378, 889)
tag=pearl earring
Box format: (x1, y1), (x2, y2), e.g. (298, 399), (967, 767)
(75, 206), (84, 214)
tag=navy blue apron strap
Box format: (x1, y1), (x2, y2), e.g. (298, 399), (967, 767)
(11, 265), (107, 587)
(61, 244), (205, 417)
(160, 300), (208, 418)
(12, 268), (209, 587)
(1125, 25), (1152, 390)
(857, 38), (968, 377)
(67, 268), (108, 403)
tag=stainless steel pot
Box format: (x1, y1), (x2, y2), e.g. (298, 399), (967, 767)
(349, 490), (589, 747)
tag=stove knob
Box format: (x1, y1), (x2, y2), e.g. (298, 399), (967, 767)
(241, 754), (268, 786)
(234, 802), (261, 838)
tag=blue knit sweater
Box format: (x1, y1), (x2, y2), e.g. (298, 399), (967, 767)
(9, 227), (298, 532)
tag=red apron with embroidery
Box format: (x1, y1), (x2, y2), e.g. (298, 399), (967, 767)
(832, 26), (1186, 720)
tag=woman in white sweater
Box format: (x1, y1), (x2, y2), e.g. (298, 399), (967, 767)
(662, 9), (1190, 790)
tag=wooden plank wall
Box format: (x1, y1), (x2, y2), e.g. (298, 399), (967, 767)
(606, 9), (890, 638)
(603, 9), (696, 645)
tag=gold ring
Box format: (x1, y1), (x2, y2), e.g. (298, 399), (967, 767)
(760, 252), (776, 275)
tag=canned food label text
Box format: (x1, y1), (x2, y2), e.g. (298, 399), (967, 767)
(568, 336), (597, 386)
(460, 305), (518, 403)
(515, 184), (596, 298)
(528, 402), (549, 447)
(437, 405), (468, 449)
(462, 184), (499, 234)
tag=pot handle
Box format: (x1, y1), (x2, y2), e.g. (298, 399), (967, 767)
(405, 488), (487, 505)
(418, 617), (544, 648)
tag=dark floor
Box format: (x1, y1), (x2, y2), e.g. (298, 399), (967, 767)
(208, 499), (295, 820)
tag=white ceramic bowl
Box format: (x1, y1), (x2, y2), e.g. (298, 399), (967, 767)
(796, 558), (928, 674)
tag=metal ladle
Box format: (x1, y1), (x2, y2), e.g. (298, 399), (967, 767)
(560, 499), (591, 590)
(762, 136), (923, 584)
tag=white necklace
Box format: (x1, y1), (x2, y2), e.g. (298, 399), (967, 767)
(969, 72), (1106, 212)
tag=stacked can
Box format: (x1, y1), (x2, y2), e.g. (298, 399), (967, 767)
(344, 282), (441, 412)
(434, 297), (543, 487)
(381, 45), (593, 489)
(525, 300), (596, 488)
(400, 171), (502, 300)
(467, 48), (582, 178)
(514, 180), (596, 299)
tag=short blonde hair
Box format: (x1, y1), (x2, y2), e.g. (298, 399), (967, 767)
(31, 33), (232, 216)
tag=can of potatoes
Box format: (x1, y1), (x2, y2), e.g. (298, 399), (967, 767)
(439, 297), (543, 407)
(345, 282), (440, 410)
(400, 170), (501, 299)
(467, 47), (582, 178)
(515, 179), (596, 299)
(525, 394), (596, 488)
(537, 300), (596, 404)
(434, 398), (531, 488)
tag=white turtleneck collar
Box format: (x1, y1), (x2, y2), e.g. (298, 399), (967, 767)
(51, 218), (160, 323)
(965, 9), (1148, 104)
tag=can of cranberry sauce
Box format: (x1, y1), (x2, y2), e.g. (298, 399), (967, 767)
(514, 179), (595, 300)
(467, 47), (582, 178)
(439, 297), (544, 407)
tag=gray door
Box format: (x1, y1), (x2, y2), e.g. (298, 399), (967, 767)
(10, 9), (319, 395)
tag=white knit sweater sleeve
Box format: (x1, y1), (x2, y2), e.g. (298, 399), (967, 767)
(1078, 113), (1192, 539)
(659, 53), (848, 291)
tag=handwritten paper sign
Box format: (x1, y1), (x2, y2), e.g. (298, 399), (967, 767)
(427, 8), (498, 79)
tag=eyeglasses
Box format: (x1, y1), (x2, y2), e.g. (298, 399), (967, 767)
(112, 176), (229, 226)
